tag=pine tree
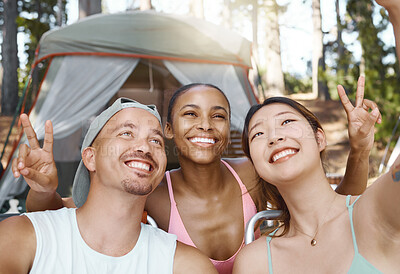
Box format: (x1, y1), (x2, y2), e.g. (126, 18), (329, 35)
(1, 0), (19, 115)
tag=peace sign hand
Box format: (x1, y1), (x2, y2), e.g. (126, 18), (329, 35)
(11, 114), (58, 193)
(337, 76), (382, 152)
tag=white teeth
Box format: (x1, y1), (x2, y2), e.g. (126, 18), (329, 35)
(189, 137), (215, 144)
(272, 149), (296, 163)
(126, 161), (151, 171)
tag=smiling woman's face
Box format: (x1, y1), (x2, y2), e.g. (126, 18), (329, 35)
(247, 103), (324, 185)
(165, 85), (231, 164)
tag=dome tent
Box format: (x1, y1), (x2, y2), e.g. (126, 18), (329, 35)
(0, 10), (257, 208)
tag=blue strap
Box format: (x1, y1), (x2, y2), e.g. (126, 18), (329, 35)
(346, 195), (362, 254)
(266, 228), (279, 274)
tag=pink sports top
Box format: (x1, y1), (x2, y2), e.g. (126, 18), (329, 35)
(166, 160), (258, 274)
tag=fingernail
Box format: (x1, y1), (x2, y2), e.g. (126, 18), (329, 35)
(20, 169), (28, 176)
(18, 162), (24, 169)
(14, 172), (19, 178)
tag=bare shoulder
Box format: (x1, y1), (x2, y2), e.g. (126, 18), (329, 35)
(0, 215), (35, 247)
(173, 242), (217, 274)
(223, 157), (263, 208)
(233, 236), (268, 274)
(0, 215), (36, 273)
(223, 157), (258, 185)
(145, 174), (171, 231)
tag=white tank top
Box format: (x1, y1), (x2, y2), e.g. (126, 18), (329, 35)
(24, 208), (177, 274)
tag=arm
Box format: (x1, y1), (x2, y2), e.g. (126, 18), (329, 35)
(26, 191), (74, 211)
(362, 152), (400, 234)
(173, 242), (217, 274)
(335, 76), (381, 195)
(11, 114), (74, 211)
(336, 148), (371, 195)
(0, 216), (36, 273)
(375, 0), (400, 62)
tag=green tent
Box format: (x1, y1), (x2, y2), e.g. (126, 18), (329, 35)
(0, 10), (257, 208)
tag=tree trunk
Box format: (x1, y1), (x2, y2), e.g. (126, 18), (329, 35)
(190, 0), (204, 19)
(312, 0), (329, 100)
(79, 0), (101, 18)
(321, 45), (330, 100)
(57, 0), (63, 26)
(36, 0), (42, 19)
(336, 0), (345, 70)
(264, 0), (285, 96)
(1, 0), (19, 116)
(140, 0), (152, 10)
(252, 0), (259, 59)
(222, 0), (232, 29)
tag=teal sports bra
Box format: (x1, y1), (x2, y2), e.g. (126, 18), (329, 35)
(266, 195), (382, 273)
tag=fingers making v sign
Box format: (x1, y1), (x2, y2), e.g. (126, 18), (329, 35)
(337, 76), (382, 152)
(11, 114), (58, 193)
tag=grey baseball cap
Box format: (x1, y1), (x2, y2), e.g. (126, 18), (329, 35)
(72, 97), (162, 208)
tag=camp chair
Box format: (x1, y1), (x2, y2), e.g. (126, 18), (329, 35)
(245, 210), (282, 245)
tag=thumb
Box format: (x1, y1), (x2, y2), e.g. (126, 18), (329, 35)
(19, 167), (52, 189)
(359, 108), (380, 134)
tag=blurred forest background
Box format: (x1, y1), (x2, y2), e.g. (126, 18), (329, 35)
(0, 0), (399, 177)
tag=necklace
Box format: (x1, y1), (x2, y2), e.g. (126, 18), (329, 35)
(292, 194), (337, 247)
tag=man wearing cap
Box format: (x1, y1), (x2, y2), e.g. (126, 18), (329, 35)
(0, 98), (216, 273)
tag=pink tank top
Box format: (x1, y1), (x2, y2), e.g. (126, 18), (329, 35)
(166, 160), (258, 274)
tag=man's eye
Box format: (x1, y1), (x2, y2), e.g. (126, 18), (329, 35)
(213, 114), (226, 120)
(121, 131), (133, 137)
(184, 112), (196, 117)
(150, 139), (162, 145)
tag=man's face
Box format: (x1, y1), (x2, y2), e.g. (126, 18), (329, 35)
(90, 108), (167, 196)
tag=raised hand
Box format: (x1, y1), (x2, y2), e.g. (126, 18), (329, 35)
(337, 76), (382, 152)
(11, 114), (58, 193)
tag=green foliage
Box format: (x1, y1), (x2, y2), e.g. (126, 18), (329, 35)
(0, 0), (67, 85)
(17, 16), (51, 65)
(284, 73), (312, 94)
(321, 0), (400, 147)
(0, 0), (68, 108)
(17, 0), (68, 72)
(345, 0), (400, 146)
